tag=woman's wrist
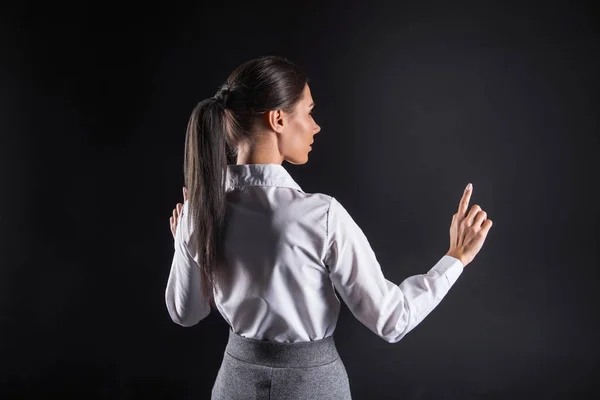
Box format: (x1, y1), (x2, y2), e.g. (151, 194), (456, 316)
(446, 250), (467, 268)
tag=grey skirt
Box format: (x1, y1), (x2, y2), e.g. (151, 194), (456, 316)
(211, 328), (352, 400)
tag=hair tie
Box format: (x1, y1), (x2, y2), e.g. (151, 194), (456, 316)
(214, 85), (231, 107)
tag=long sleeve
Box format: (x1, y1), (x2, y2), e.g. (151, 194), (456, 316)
(323, 197), (464, 343)
(165, 201), (211, 327)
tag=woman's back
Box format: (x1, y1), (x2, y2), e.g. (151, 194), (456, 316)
(216, 163), (338, 343)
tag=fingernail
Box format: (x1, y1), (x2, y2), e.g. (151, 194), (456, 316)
(466, 183), (472, 191)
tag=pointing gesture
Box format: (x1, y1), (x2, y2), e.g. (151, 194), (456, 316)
(446, 183), (493, 268)
(170, 187), (188, 240)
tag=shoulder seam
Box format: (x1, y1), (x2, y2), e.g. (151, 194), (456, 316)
(326, 196), (334, 242)
(322, 196), (334, 271)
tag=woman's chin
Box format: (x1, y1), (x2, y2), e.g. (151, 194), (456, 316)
(286, 154), (309, 165)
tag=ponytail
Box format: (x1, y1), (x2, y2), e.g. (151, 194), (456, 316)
(180, 56), (309, 309)
(183, 97), (228, 309)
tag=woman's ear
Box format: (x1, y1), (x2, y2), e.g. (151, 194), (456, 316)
(266, 109), (286, 133)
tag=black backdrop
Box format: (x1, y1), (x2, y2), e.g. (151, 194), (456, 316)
(1, 1), (598, 398)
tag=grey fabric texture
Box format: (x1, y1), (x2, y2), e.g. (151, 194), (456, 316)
(211, 328), (352, 399)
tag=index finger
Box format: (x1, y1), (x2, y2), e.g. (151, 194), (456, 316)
(183, 186), (188, 202)
(458, 183), (472, 218)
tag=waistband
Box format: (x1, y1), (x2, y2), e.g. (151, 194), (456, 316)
(225, 328), (340, 368)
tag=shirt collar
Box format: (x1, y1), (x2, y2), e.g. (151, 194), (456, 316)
(225, 163), (304, 193)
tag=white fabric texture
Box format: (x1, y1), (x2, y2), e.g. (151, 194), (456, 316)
(165, 163), (464, 343)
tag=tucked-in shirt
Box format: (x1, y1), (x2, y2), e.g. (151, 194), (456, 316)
(165, 163), (464, 343)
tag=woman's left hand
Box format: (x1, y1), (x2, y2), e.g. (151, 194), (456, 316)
(170, 187), (188, 239)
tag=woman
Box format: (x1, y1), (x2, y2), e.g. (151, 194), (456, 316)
(166, 55), (493, 399)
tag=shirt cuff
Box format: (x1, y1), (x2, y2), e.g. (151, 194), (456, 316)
(434, 255), (464, 287)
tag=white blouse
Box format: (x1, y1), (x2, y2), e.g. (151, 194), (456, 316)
(165, 163), (464, 343)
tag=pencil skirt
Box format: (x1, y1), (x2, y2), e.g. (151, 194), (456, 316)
(211, 328), (352, 399)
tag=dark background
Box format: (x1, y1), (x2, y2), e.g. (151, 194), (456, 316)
(1, 0), (598, 398)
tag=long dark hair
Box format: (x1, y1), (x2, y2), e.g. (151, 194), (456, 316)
(183, 55), (308, 308)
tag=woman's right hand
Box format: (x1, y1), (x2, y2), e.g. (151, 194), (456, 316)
(446, 183), (493, 268)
